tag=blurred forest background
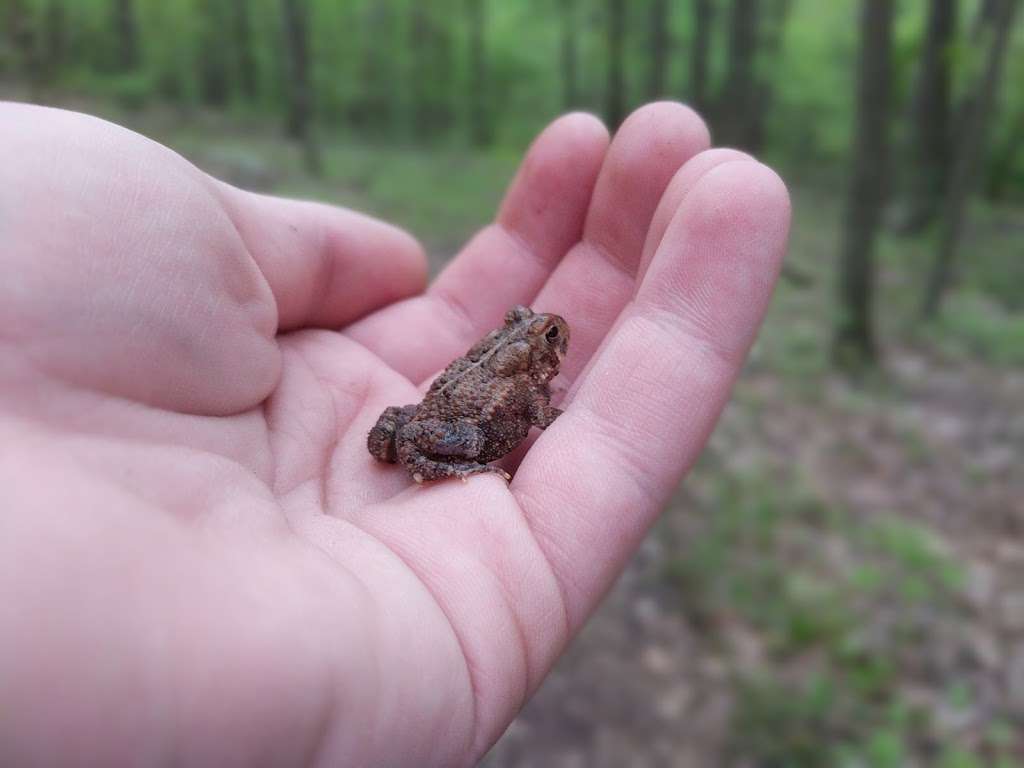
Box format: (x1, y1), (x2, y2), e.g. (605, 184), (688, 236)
(3, 0), (1024, 765)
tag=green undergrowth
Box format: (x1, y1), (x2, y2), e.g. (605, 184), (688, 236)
(664, 470), (1015, 767)
(924, 292), (1024, 367)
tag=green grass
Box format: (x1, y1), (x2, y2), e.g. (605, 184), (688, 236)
(320, 143), (517, 256)
(666, 470), (978, 766)
(960, 206), (1024, 313)
(926, 292), (1024, 366)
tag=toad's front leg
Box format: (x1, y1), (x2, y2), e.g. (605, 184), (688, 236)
(397, 419), (511, 483)
(530, 402), (563, 430)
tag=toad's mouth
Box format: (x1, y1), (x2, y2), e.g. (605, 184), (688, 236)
(556, 339), (570, 364)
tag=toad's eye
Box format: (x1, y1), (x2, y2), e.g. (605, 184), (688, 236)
(545, 326), (560, 342)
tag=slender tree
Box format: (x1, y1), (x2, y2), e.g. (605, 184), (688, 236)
(5, 0), (41, 98)
(985, 108), (1024, 201)
(281, 0), (322, 175)
(197, 0), (230, 106)
(410, 3), (453, 139)
(833, 0), (894, 368)
(748, 0), (793, 152)
(898, 0), (957, 234)
(647, 0), (670, 100)
(559, 0), (579, 109)
(720, 0), (760, 148)
(763, 0), (793, 54)
(466, 0), (491, 146)
(434, 13), (455, 134)
(922, 0), (1019, 318)
(689, 0), (713, 112)
(605, 0), (626, 129)
(232, 0), (258, 101)
(112, 0), (140, 72)
(411, 3), (431, 137)
(970, 0), (1000, 37)
(353, 1), (395, 133)
(951, 0), (1001, 138)
(44, 0), (67, 82)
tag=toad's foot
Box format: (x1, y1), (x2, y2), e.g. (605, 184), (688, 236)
(396, 419), (510, 483)
(446, 464), (512, 485)
(403, 455), (511, 484)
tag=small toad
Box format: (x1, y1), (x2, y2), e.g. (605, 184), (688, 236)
(367, 306), (570, 483)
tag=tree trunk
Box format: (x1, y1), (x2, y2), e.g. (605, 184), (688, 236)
(762, 0), (793, 55)
(232, 0), (258, 101)
(922, 0), (1019, 318)
(970, 0), (1000, 37)
(605, 0), (626, 129)
(5, 0), (41, 98)
(559, 0), (579, 109)
(647, 0), (670, 100)
(434, 16), (455, 136)
(281, 0), (322, 175)
(411, 3), (429, 136)
(720, 0), (760, 149)
(44, 0), (67, 82)
(747, 0), (792, 153)
(951, 0), (1000, 139)
(466, 0), (491, 146)
(689, 0), (713, 113)
(898, 0), (957, 234)
(985, 109), (1024, 201)
(833, 0), (894, 368)
(197, 0), (230, 106)
(112, 0), (140, 72)
(410, 3), (453, 138)
(353, 1), (395, 133)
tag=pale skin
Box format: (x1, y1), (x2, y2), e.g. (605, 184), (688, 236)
(0, 101), (790, 766)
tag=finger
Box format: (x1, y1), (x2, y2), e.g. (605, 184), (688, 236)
(215, 185), (428, 331)
(637, 147), (753, 286)
(345, 113), (609, 383)
(500, 151), (754, 476)
(514, 159), (791, 632)
(530, 102), (711, 383)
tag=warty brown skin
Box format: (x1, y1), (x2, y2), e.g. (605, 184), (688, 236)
(367, 306), (569, 483)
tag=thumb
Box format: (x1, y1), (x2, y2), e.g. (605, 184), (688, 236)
(215, 183), (428, 331)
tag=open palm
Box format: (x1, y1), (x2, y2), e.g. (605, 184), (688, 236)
(0, 102), (789, 766)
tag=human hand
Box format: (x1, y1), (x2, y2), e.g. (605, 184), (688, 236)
(0, 101), (789, 766)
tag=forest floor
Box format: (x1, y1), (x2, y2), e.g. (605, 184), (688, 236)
(19, 97), (1024, 767)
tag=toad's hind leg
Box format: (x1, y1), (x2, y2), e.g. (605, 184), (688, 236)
(400, 418), (488, 458)
(397, 419), (510, 483)
(367, 405), (418, 463)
